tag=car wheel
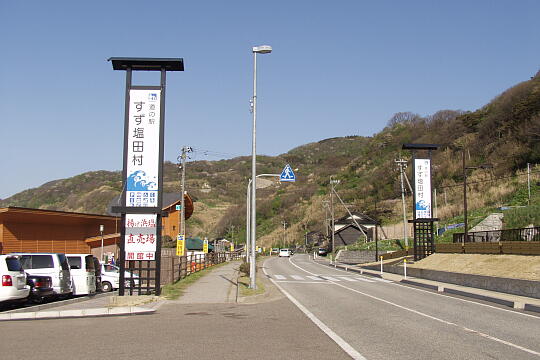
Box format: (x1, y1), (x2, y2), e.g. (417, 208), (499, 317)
(101, 281), (113, 292)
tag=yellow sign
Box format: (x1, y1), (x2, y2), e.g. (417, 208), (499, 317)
(176, 235), (185, 256)
(230, 243), (234, 252)
(203, 239), (209, 254)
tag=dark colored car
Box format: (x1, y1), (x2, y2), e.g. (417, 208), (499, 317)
(318, 248), (328, 256)
(93, 257), (102, 292)
(26, 274), (54, 303)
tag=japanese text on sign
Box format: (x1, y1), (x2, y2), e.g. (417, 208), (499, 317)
(414, 159), (432, 219)
(125, 214), (157, 261)
(125, 89), (161, 208)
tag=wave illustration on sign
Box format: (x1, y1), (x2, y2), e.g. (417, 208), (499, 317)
(127, 170), (158, 191)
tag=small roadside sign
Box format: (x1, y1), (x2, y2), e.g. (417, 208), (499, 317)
(176, 235), (185, 256)
(230, 243), (234, 252)
(280, 164), (296, 182)
(203, 239), (209, 254)
(175, 205), (182, 211)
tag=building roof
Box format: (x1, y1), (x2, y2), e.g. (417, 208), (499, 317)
(334, 223), (368, 235)
(335, 212), (378, 225)
(186, 238), (214, 251)
(0, 206), (118, 225)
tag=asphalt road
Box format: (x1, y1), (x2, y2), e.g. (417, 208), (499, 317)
(0, 282), (351, 360)
(264, 254), (540, 360)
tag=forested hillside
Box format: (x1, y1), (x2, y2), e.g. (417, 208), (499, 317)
(1, 70), (539, 247)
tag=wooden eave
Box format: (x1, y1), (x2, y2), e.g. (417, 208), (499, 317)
(0, 207), (119, 226)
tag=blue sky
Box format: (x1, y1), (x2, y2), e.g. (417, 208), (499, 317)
(1, 0), (539, 199)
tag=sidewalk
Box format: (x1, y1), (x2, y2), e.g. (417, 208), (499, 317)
(173, 260), (239, 304)
(0, 260), (242, 321)
(316, 256), (540, 313)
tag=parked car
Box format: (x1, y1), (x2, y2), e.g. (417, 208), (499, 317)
(13, 253), (72, 298)
(0, 255), (30, 304)
(318, 247), (328, 256)
(100, 263), (139, 292)
(66, 254), (97, 296)
(270, 248), (279, 255)
(278, 248), (291, 257)
(26, 274), (54, 303)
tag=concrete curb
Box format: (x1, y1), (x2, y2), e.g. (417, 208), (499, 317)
(4, 291), (117, 314)
(315, 258), (540, 314)
(0, 305), (155, 321)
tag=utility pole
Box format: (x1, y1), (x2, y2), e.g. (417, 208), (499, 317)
(528, 163), (531, 205)
(282, 220), (287, 247)
(463, 150), (468, 244)
(395, 159), (409, 249)
(330, 177), (339, 255)
(179, 146), (192, 240)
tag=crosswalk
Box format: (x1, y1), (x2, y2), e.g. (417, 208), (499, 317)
(268, 274), (392, 284)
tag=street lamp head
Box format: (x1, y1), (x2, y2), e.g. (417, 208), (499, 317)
(253, 45), (272, 54)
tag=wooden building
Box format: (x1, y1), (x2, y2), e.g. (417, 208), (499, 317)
(0, 207), (119, 255)
(1, 192), (194, 258)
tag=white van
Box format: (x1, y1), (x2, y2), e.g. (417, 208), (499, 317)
(0, 255), (30, 304)
(66, 254), (97, 296)
(14, 253), (72, 297)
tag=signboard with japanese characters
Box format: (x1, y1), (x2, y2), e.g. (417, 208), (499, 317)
(203, 239), (208, 254)
(414, 159), (432, 219)
(176, 235), (185, 257)
(125, 89), (161, 208)
(125, 214), (157, 260)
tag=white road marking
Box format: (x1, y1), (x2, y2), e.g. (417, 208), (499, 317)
(320, 276), (340, 281)
(307, 276), (324, 281)
(339, 277), (358, 282)
(310, 256), (539, 319)
(263, 263), (368, 360)
(291, 275), (304, 280)
(290, 256), (540, 357)
(274, 275), (286, 280)
(354, 277), (376, 283)
(276, 281), (332, 284)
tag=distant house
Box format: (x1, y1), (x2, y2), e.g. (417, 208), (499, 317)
(331, 212), (379, 249)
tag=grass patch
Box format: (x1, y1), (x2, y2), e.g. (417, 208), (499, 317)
(161, 261), (229, 300)
(237, 275), (265, 296)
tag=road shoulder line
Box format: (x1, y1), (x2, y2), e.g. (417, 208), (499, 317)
(263, 262), (367, 360)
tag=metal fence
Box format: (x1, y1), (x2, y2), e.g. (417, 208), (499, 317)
(453, 226), (540, 243)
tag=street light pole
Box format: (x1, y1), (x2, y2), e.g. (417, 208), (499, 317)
(463, 150), (468, 244)
(99, 224), (104, 262)
(250, 45), (272, 290)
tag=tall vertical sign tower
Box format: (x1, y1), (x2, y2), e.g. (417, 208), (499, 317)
(402, 144), (439, 261)
(109, 57), (184, 295)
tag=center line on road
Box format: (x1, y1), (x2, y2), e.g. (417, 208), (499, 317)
(288, 256), (540, 357)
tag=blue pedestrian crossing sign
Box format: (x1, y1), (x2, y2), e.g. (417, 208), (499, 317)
(280, 164), (296, 182)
